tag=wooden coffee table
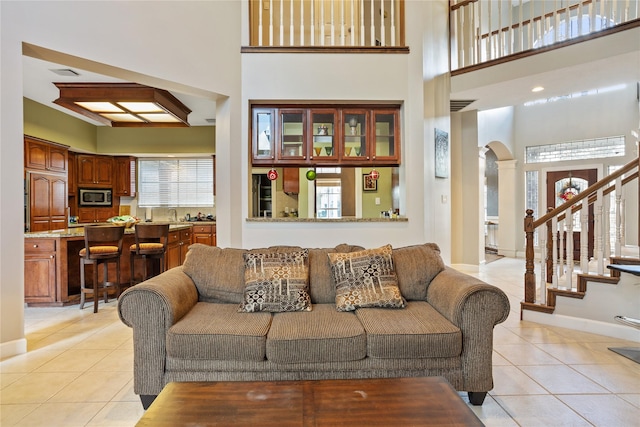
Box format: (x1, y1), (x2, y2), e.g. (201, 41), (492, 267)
(136, 377), (483, 426)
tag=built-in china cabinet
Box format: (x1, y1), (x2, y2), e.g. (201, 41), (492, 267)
(251, 105), (400, 167)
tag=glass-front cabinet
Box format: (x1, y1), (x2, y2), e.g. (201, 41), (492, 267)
(310, 110), (338, 162)
(252, 108), (275, 162)
(341, 109), (369, 162)
(279, 109), (306, 161)
(372, 109), (398, 162)
(251, 104), (400, 166)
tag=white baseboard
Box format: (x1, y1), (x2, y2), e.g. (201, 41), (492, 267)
(0, 338), (27, 360)
(522, 311), (640, 342)
(451, 263), (480, 273)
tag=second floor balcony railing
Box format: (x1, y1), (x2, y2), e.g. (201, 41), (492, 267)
(451, 0), (640, 72)
(247, 0), (406, 50)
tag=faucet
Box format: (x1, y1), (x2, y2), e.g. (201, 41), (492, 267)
(168, 208), (177, 223)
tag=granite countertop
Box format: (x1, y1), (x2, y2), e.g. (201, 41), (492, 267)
(25, 223), (194, 238)
(246, 217), (408, 223)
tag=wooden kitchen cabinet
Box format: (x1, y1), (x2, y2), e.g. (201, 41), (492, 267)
(78, 207), (115, 223)
(115, 156), (136, 197)
(77, 154), (113, 187)
(24, 239), (57, 303)
(251, 105), (400, 167)
(166, 228), (191, 270)
(28, 172), (68, 232)
(192, 224), (216, 246)
(283, 168), (299, 194)
(24, 136), (68, 173)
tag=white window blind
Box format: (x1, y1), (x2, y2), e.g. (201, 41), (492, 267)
(138, 158), (214, 207)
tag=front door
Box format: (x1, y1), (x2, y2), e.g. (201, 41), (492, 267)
(546, 169), (597, 263)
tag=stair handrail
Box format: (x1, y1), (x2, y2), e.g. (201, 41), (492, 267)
(524, 156), (639, 305)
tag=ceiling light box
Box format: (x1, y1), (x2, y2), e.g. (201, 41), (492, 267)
(53, 82), (192, 127)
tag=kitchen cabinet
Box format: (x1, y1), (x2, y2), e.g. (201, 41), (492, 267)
(278, 109), (307, 162)
(251, 105), (400, 166)
(283, 168), (299, 194)
(115, 156), (136, 197)
(192, 224), (216, 246)
(28, 172), (68, 232)
(309, 109), (338, 163)
(67, 152), (77, 198)
(77, 154), (113, 187)
(78, 207), (115, 223)
(24, 136), (68, 173)
(251, 108), (276, 163)
(24, 239), (57, 303)
(166, 228), (191, 270)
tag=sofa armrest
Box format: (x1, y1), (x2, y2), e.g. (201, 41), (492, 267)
(118, 267), (199, 396)
(427, 267), (510, 392)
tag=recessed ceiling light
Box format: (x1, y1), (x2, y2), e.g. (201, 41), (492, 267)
(531, 86), (544, 92)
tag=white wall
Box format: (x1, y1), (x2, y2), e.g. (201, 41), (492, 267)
(240, 0), (451, 256)
(1, 0), (242, 355)
(1, 0), (453, 354)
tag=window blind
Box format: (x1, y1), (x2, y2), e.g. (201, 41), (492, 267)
(138, 158), (214, 207)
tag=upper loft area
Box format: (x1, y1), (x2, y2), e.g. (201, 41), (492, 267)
(241, 0), (639, 64)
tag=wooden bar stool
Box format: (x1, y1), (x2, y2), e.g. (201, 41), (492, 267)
(79, 225), (125, 313)
(130, 223), (170, 285)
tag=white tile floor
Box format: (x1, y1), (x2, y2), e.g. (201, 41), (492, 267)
(1, 256), (639, 426)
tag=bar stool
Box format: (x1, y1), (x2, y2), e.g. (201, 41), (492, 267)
(130, 223), (170, 285)
(79, 225), (125, 313)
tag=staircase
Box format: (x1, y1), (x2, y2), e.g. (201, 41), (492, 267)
(521, 156), (640, 340)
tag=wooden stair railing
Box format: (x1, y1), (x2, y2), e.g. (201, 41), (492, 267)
(522, 156), (639, 316)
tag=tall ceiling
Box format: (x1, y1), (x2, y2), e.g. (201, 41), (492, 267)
(22, 56), (218, 127)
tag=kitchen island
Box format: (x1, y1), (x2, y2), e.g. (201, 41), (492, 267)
(24, 223), (195, 307)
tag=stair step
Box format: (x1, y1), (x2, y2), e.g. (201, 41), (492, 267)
(520, 301), (554, 316)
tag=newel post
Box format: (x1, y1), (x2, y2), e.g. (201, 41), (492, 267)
(524, 209), (536, 303)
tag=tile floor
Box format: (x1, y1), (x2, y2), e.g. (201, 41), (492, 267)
(1, 256), (639, 426)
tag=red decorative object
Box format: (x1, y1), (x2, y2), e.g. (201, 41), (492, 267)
(369, 169), (380, 180)
(267, 168), (278, 181)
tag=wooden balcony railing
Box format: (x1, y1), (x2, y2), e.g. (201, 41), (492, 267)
(523, 156), (639, 312)
(450, 0), (640, 72)
(246, 0), (407, 52)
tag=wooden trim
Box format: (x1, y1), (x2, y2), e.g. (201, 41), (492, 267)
(241, 46), (410, 54)
(452, 19), (640, 76)
(520, 301), (554, 315)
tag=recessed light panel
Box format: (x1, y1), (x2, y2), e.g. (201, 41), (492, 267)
(75, 102), (124, 113)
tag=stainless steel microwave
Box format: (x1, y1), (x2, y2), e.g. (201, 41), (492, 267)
(79, 188), (112, 207)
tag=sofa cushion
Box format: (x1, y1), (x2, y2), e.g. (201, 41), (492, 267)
(392, 243), (445, 301)
(239, 249), (312, 313)
(355, 301), (462, 359)
(182, 244), (247, 303)
(308, 244), (364, 304)
(328, 244), (406, 312)
(266, 304), (367, 363)
(167, 303), (271, 361)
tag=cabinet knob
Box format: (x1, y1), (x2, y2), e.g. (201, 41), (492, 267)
(372, 156), (376, 159)
(50, 255), (54, 259)
(33, 244), (38, 248)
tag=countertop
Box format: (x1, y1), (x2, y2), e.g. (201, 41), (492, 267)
(25, 223), (196, 238)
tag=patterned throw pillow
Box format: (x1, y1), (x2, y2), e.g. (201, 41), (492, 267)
(328, 244), (406, 312)
(238, 249), (312, 312)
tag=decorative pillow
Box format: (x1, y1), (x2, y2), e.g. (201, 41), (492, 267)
(239, 249), (312, 313)
(328, 244), (406, 312)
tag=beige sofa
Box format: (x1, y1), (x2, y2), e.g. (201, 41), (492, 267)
(118, 243), (510, 409)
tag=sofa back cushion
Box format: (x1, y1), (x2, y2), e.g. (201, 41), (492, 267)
(182, 244), (247, 303)
(392, 243), (445, 300)
(308, 244), (364, 304)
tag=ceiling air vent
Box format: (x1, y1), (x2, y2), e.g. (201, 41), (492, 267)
(205, 118), (216, 124)
(450, 99), (476, 112)
(49, 68), (80, 77)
